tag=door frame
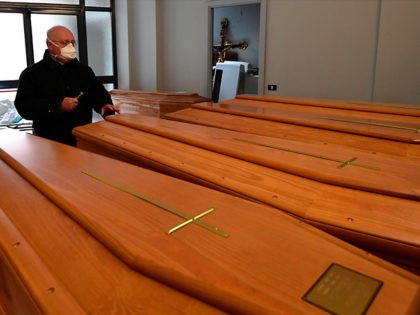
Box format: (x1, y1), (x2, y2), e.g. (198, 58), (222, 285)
(206, 0), (266, 97)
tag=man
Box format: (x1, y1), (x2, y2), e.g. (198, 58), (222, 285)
(15, 25), (119, 146)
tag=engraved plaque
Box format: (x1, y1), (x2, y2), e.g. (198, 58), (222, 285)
(303, 263), (383, 315)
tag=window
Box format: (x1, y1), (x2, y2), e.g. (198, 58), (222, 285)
(85, 0), (110, 8)
(1, 0), (79, 4)
(86, 11), (113, 76)
(0, 13), (27, 81)
(32, 14), (79, 63)
(0, 0), (117, 97)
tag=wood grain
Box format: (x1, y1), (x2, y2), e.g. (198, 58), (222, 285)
(71, 121), (420, 274)
(107, 114), (420, 200)
(163, 107), (420, 159)
(2, 131), (420, 314)
(0, 154), (224, 314)
(110, 89), (210, 116)
(196, 100), (420, 142)
(235, 94), (420, 116)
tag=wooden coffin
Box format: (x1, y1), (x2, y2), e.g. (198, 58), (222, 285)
(72, 120), (420, 275)
(164, 107), (420, 160)
(200, 97), (420, 143)
(2, 131), (420, 314)
(0, 156), (223, 313)
(106, 114), (420, 201)
(109, 89), (211, 116)
(234, 94), (420, 116)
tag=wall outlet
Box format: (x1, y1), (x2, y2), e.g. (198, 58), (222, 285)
(268, 84), (277, 91)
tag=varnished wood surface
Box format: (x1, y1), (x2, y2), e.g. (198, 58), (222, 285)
(1, 131), (420, 314)
(163, 107), (420, 160)
(0, 246), (45, 315)
(109, 89), (211, 116)
(107, 114), (420, 200)
(220, 98), (420, 124)
(196, 100), (420, 143)
(236, 94), (420, 116)
(0, 205), (87, 315)
(110, 89), (211, 102)
(72, 121), (420, 274)
(0, 160), (224, 314)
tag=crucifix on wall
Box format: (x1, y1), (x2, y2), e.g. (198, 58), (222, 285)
(213, 18), (248, 63)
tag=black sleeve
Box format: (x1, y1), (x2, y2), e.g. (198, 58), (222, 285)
(86, 67), (113, 114)
(14, 68), (63, 121)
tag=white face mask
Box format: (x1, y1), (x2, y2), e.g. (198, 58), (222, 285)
(48, 39), (77, 62)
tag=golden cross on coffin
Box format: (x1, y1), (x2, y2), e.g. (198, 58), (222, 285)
(82, 170), (229, 238)
(322, 117), (420, 133)
(234, 138), (380, 170)
(213, 18), (248, 62)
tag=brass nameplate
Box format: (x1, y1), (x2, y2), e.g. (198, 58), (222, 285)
(302, 263), (382, 315)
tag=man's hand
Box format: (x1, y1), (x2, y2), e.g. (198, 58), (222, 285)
(60, 97), (79, 112)
(101, 104), (120, 117)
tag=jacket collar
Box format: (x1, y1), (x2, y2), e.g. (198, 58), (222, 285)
(42, 49), (79, 68)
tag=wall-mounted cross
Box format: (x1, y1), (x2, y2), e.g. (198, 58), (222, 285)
(213, 18), (248, 63)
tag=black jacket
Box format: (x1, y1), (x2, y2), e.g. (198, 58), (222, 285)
(15, 50), (113, 146)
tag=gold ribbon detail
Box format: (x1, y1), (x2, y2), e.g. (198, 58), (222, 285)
(82, 170), (229, 238)
(234, 138), (380, 170)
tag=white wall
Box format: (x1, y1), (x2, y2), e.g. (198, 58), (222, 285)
(115, 0), (130, 89)
(116, 0), (420, 104)
(157, 0), (209, 94)
(116, 0), (158, 91)
(264, 0), (379, 101)
(130, 0), (158, 91)
(373, 0), (420, 104)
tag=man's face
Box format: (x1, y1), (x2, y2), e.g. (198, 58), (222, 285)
(46, 27), (76, 62)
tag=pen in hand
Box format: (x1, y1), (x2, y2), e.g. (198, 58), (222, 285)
(61, 92), (83, 112)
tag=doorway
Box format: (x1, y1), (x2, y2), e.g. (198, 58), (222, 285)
(208, 0), (265, 99)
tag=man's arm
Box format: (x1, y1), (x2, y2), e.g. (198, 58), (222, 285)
(87, 68), (119, 117)
(14, 70), (63, 120)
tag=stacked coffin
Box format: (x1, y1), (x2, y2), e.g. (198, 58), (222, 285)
(202, 94), (420, 142)
(72, 94), (420, 279)
(2, 131), (420, 314)
(109, 89), (211, 116)
(164, 103), (420, 159)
